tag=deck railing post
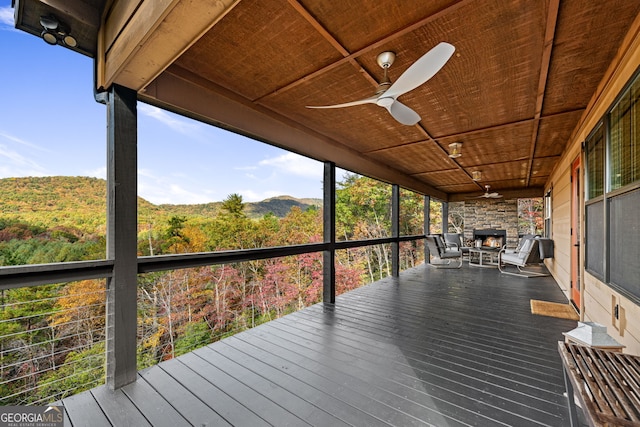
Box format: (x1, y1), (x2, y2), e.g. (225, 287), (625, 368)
(391, 184), (400, 277)
(424, 195), (431, 263)
(323, 161), (336, 305)
(105, 84), (138, 389)
(442, 201), (449, 234)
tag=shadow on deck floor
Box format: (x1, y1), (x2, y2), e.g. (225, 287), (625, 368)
(60, 263), (581, 426)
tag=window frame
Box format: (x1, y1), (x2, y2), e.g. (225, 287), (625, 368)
(584, 67), (640, 303)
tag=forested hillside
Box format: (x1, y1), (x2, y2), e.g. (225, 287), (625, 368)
(0, 176), (321, 230)
(0, 174), (425, 405)
(159, 195), (321, 219)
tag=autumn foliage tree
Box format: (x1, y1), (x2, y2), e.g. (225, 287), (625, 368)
(0, 174), (427, 405)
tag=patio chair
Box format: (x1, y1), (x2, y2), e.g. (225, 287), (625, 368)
(426, 235), (463, 268)
(500, 233), (534, 255)
(444, 233), (470, 259)
(498, 237), (550, 277)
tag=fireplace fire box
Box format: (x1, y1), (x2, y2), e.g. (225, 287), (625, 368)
(473, 229), (507, 249)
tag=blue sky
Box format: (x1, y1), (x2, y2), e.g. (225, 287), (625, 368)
(0, 3), (327, 204)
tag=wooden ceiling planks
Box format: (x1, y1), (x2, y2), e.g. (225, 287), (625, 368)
(144, 0), (640, 199)
(542, 0), (640, 115)
(174, 0), (340, 101)
(367, 141), (455, 175)
(296, 0), (460, 53)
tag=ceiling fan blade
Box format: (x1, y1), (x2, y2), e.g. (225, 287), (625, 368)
(386, 101), (421, 125)
(384, 42), (455, 100)
(306, 95), (378, 109)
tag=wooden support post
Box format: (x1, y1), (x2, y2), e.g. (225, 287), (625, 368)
(442, 201), (449, 234)
(391, 184), (400, 277)
(323, 161), (336, 306)
(424, 195), (431, 263)
(105, 84), (138, 389)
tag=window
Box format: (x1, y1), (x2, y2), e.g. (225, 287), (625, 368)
(584, 70), (640, 301)
(608, 189), (640, 297)
(585, 201), (605, 280)
(609, 76), (640, 191)
(586, 124), (605, 200)
(585, 124), (605, 279)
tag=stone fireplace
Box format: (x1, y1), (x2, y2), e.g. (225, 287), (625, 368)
(449, 200), (519, 248)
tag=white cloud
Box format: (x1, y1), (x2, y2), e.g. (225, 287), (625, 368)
(84, 166), (106, 179)
(137, 168), (157, 179)
(137, 171), (216, 205)
(239, 189), (282, 203)
(259, 152), (322, 179)
(0, 131), (50, 152)
(138, 104), (201, 135)
(0, 7), (14, 27)
(0, 143), (48, 178)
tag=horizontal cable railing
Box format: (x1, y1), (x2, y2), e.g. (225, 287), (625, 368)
(0, 282), (106, 405)
(1, 235), (425, 403)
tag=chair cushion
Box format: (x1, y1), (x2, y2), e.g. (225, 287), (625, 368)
(517, 239), (533, 260)
(501, 252), (524, 264)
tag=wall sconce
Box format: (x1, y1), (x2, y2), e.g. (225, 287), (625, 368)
(472, 171), (482, 181)
(40, 15), (77, 48)
(448, 142), (462, 158)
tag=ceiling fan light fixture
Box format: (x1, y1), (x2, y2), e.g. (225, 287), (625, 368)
(472, 171), (482, 181)
(306, 42), (455, 126)
(448, 142), (462, 158)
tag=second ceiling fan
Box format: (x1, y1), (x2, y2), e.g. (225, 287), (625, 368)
(306, 42), (455, 126)
(473, 185), (503, 199)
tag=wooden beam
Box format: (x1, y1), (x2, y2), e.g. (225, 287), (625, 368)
(285, 0), (379, 88)
(106, 84), (138, 390)
(40, 0), (100, 26)
(98, 0), (240, 91)
(526, 0), (560, 186)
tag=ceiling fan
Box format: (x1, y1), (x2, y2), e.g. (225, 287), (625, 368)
(473, 185), (503, 199)
(306, 42), (455, 126)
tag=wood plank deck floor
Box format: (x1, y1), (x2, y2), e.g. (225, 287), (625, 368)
(60, 263), (580, 426)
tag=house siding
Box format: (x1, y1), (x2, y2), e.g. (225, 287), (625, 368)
(546, 15), (640, 355)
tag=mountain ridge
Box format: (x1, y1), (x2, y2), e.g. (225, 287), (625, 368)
(0, 176), (321, 232)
